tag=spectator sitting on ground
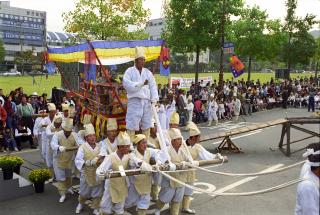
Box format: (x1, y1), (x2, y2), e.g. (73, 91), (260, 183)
(14, 120), (36, 150)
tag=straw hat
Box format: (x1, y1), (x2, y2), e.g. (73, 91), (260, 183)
(117, 131), (131, 146)
(84, 123), (95, 137)
(62, 118), (73, 131)
(135, 47), (145, 59)
(107, 118), (118, 130)
(168, 128), (183, 140)
(169, 112), (180, 125)
(187, 122), (201, 137)
(48, 103), (56, 111)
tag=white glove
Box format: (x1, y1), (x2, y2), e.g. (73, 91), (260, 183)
(91, 157), (98, 166)
(180, 161), (187, 169)
(85, 160), (92, 166)
(140, 162), (153, 173)
(191, 160), (199, 167)
(169, 162), (176, 171)
(59, 146), (66, 152)
(136, 82), (144, 88)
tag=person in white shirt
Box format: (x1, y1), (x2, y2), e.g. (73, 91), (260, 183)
(207, 94), (218, 126)
(50, 118), (79, 203)
(185, 95), (194, 123)
(75, 124), (103, 215)
(123, 47), (159, 141)
(295, 143), (320, 215)
(15, 120), (35, 150)
(233, 97), (241, 122)
(33, 110), (49, 159)
(99, 118), (119, 157)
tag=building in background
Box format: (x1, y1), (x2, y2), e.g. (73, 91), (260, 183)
(0, 1), (46, 69)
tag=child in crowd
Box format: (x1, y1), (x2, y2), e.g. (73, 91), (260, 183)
(4, 128), (18, 151)
(226, 98), (234, 119)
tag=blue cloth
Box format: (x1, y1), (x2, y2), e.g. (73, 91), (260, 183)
(160, 63), (170, 76)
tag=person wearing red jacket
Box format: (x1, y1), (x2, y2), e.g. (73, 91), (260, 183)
(0, 100), (7, 127)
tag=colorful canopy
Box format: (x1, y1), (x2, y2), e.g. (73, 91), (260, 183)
(47, 40), (164, 65)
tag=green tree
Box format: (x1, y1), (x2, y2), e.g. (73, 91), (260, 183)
(63, 0), (150, 41)
(314, 37), (320, 78)
(0, 39), (5, 63)
(14, 49), (41, 75)
(163, 0), (243, 87)
(232, 7), (286, 81)
(283, 0), (317, 71)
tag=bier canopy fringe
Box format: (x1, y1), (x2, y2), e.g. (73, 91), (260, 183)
(47, 40), (164, 65)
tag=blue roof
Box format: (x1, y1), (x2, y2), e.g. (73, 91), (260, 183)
(47, 31), (76, 42)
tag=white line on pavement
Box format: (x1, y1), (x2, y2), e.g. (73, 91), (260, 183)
(211, 130), (262, 145)
(210, 164), (284, 197)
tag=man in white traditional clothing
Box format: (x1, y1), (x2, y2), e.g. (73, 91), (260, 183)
(33, 110), (49, 160)
(51, 118), (79, 203)
(207, 94), (218, 126)
(77, 114), (93, 145)
(75, 123), (103, 215)
(295, 143), (319, 215)
(123, 47), (159, 141)
(233, 96), (241, 122)
(185, 95), (194, 123)
(125, 134), (160, 215)
(96, 131), (134, 215)
(182, 122), (223, 214)
(155, 128), (197, 215)
(45, 111), (63, 181)
(99, 118), (119, 157)
(165, 97), (176, 130)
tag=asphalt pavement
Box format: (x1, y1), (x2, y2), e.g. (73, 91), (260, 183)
(0, 107), (319, 215)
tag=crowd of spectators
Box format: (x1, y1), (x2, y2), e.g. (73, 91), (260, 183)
(157, 76), (320, 126)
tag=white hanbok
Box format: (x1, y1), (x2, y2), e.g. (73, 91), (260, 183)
(208, 100), (218, 121)
(123, 66), (159, 130)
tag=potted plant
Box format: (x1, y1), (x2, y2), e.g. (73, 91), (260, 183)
(12, 156), (24, 175)
(0, 156), (19, 180)
(28, 169), (51, 193)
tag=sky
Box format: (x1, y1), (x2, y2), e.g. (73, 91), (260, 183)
(6, 0), (320, 32)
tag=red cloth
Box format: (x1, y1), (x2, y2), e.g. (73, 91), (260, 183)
(0, 106), (7, 126)
(194, 100), (202, 112)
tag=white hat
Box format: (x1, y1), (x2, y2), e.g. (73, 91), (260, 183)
(187, 122), (201, 137)
(53, 113), (62, 123)
(168, 128), (183, 140)
(117, 131), (131, 146)
(48, 103), (56, 111)
(62, 104), (69, 111)
(135, 47), (145, 59)
(62, 118), (73, 131)
(32, 92), (38, 96)
(170, 112), (180, 125)
(107, 118), (118, 131)
(84, 123), (95, 137)
(82, 114), (92, 125)
(133, 134), (146, 145)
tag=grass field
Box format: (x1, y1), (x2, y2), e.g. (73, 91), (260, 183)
(0, 72), (313, 96)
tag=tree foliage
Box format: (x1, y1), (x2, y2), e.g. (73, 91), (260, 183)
(283, 0), (317, 70)
(63, 0), (150, 41)
(14, 49), (41, 75)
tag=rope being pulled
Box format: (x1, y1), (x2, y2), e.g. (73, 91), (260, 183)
(188, 160), (306, 177)
(159, 171), (305, 196)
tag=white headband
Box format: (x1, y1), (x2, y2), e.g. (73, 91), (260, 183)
(302, 148), (320, 158)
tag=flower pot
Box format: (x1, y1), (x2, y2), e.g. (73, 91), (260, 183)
(2, 167), (14, 180)
(34, 182), (45, 193)
(14, 164), (21, 175)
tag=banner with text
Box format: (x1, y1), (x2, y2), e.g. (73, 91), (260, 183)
(170, 76), (213, 88)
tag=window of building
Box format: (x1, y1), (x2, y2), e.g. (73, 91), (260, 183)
(37, 18), (41, 22)
(27, 11), (30, 15)
(31, 11), (34, 16)
(36, 13), (39, 16)
(159, 22), (163, 25)
(5, 14), (8, 18)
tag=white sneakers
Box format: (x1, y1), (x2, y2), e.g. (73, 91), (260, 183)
(59, 195), (66, 203)
(75, 203), (83, 214)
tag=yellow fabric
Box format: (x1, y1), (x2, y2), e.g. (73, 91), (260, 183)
(57, 180), (67, 196)
(168, 146), (187, 188)
(142, 129), (150, 140)
(49, 46), (161, 63)
(186, 122), (201, 136)
(107, 118), (118, 131)
(182, 196), (192, 210)
(109, 154), (130, 203)
(133, 134), (146, 145)
(91, 197), (101, 209)
(186, 144), (201, 182)
(137, 209), (147, 215)
(79, 195), (87, 204)
(57, 132), (77, 169)
(133, 149), (152, 195)
(101, 119), (106, 135)
(82, 143), (101, 186)
(151, 185), (160, 200)
(170, 112), (180, 125)
(95, 116), (101, 138)
(117, 131), (131, 146)
(170, 202), (181, 215)
(149, 136), (160, 149)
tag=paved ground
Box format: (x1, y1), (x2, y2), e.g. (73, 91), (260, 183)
(0, 108), (319, 215)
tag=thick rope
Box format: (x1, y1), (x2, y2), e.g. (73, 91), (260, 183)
(187, 160), (306, 177)
(159, 171), (305, 196)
